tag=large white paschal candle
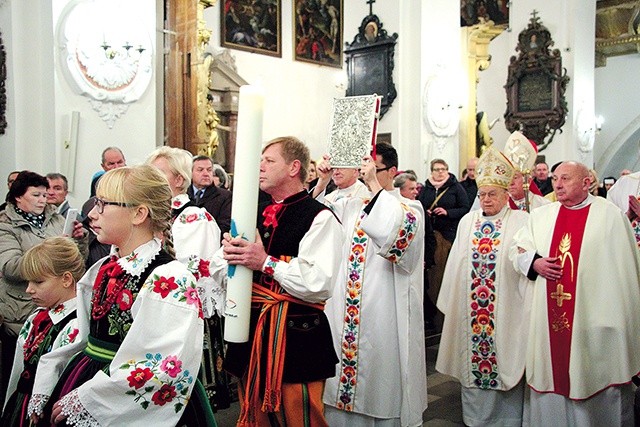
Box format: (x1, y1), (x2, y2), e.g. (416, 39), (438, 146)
(224, 85), (264, 343)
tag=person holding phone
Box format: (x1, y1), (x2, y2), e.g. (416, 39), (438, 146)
(0, 171), (87, 404)
(45, 173), (74, 219)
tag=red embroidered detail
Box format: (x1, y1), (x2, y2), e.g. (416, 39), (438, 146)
(127, 367), (154, 389)
(23, 310), (54, 360)
(152, 384), (177, 406)
(67, 328), (79, 343)
(117, 289), (134, 310)
(152, 276), (178, 298)
(262, 203), (284, 228)
(198, 259), (211, 278)
(91, 257), (128, 320)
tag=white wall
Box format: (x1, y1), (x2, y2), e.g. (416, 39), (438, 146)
(51, 0), (160, 208)
(594, 54), (640, 178)
(0, 0), (160, 208)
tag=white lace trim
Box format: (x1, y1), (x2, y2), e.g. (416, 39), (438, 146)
(59, 389), (100, 426)
(27, 393), (49, 417)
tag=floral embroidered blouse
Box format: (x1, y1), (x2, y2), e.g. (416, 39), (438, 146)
(171, 193), (223, 317)
(28, 238), (203, 426)
(4, 300), (78, 411)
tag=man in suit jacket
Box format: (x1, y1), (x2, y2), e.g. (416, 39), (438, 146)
(187, 155), (232, 235)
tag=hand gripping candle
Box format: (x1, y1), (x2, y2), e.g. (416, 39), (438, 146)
(224, 85), (264, 343)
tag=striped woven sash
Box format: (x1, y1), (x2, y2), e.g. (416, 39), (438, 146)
(237, 283), (324, 426)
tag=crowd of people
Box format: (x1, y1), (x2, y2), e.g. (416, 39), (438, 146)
(0, 135), (638, 426)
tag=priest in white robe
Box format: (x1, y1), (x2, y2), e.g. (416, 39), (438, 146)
(321, 143), (428, 427)
(510, 161), (640, 426)
(436, 146), (531, 426)
(607, 170), (640, 250)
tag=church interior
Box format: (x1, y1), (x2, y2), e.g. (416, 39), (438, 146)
(0, 0), (638, 424)
(0, 0), (637, 208)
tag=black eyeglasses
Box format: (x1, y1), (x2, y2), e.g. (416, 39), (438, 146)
(94, 198), (133, 214)
(376, 166), (392, 173)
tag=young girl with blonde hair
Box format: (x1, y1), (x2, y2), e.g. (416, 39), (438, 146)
(31, 165), (214, 426)
(1, 237), (84, 426)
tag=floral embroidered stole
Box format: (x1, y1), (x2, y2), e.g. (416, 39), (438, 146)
(469, 215), (505, 389)
(335, 200), (418, 411)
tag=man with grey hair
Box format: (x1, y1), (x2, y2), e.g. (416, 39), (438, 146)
(90, 146), (126, 197)
(510, 161), (640, 424)
(46, 172), (73, 217)
(393, 172), (419, 200)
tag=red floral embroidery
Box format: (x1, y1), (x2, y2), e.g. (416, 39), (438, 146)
(204, 212), (213, 221)
(152, 276), (178, 298)
(172, 200), (181, 208)
(152, 384), (177, 406)
(117, 289), (134, 310)
(185, 213), (198, 223)
(67, 328), (79, 343)
(197, 259), (210, 278)
(127, 367), (153, 389)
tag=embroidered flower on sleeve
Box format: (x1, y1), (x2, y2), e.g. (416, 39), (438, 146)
(384, 204), (419, 262)
(127, 367), (154, 389)
(197, 259), (210, 278)
(122, 353), (193, 412)
(152, 276), (179, 298)
(160, 355), (183, 378)
(152, 384), (177, 406)
(67, 328), (79, 343)
(263, 256), (279, 276)
(184, 288), (200, 307)
(185, 213), (198, 223)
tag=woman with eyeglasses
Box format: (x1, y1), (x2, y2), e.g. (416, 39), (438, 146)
(0, 171), (87, 404)
(417, 159), (470, 331)
(33, 165), (215, 426)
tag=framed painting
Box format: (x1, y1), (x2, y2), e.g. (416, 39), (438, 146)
(293, 0), (343, 68)
(221, 0), (281, 57)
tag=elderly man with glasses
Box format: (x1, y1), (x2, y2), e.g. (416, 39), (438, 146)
(436, 146), (531, 426)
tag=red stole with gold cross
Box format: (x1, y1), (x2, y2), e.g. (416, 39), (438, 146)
(546, 204), (590, 397)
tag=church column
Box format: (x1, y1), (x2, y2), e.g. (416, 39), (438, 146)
(420, 0), (462, 180)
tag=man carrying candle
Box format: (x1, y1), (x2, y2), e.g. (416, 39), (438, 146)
(211, 136), (343, 426)
(319, 143), (428, 427)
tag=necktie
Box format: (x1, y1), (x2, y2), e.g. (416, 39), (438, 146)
(196, 189), (204, 204)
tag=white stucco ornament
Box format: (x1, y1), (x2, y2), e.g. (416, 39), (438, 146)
(56, 0), (153, 128)
(575, 105), (595, 154)
(423, 68), (460, 151)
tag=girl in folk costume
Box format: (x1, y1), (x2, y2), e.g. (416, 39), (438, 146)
(1, 237), (84, 427)
(32, 165), (215, 426)
(146, 146), (231, 411)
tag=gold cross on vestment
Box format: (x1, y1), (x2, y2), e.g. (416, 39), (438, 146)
(551, 283), (572, 307)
